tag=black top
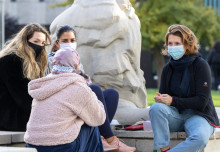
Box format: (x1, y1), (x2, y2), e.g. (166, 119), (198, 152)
(0, 54), (32, 131)
(208, 49), (220, 69)
(160, 56), (219, 127)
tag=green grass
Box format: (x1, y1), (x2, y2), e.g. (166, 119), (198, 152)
(147, 89), (220, 107)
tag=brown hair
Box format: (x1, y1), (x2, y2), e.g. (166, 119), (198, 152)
(0, 23), (51, 80)
(51, 25), (77, 53)
(162, 24), (200, 56)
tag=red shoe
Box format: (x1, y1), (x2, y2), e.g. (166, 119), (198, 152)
(108, 136), (136, 152)
(161, 147), (170, 152)
(101, 136), (119, 152)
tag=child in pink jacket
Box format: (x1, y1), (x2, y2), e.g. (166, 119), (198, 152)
(24, 48), (106, 152)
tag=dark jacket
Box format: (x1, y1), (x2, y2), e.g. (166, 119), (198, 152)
(0, 54), (32, 131)
(208, 49), (220, 69)
(160, 56), (219, 127)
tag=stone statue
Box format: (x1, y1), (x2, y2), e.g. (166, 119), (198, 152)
(50, 0), (149, 125)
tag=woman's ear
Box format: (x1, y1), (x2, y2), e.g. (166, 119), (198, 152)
(54, 40), (60, 48)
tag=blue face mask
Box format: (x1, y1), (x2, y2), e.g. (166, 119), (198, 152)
(168, 45), (185, 60)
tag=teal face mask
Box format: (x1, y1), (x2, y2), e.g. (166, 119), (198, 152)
(168, 45), (185, 60)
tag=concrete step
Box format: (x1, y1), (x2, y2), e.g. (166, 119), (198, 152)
(0, 147), (37, 152)
(113, 128), (220, 152)
(0, 131), (25, 145)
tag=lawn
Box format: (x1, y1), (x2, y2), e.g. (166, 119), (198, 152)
(147, 89), (220, 107)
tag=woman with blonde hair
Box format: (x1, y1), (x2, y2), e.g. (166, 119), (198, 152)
(149, 24), (219, 152)
(0, 23), (51, 131)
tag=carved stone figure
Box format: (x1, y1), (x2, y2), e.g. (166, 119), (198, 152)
(50, 0), (149, 125)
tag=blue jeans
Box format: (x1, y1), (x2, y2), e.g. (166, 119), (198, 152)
(89, 84), (119, 139)
(149, 103), (214, 152)
(26, 124), (104, 152)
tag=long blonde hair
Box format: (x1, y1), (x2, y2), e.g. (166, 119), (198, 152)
(0, 23), (51, 80)
(162, 24), (200, 56)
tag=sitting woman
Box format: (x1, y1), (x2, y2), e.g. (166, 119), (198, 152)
(46, 25), (136, 152)
(0, 23), (51, 131)
(149, 24), (219, 152)
(25, 48), (106, 152)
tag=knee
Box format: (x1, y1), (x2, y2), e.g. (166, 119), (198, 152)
(149, 103), (168, 117)
(104, 89), (119, 101)
(89, 84), (102, 93)
(189, 133), (209, 148)
(109, 89), (119, 99)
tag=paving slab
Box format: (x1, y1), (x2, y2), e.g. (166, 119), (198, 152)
(0, 147), (37, 152)
(0, 131), (25, 145)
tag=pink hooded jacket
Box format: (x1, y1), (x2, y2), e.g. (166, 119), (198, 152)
(24, 73), (106, 146)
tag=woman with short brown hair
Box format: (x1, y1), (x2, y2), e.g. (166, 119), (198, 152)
(149, 24), (219, 152)
(163, 24), (199, 56)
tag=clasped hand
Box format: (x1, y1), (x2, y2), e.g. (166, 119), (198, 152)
(154, 92), (172, 106)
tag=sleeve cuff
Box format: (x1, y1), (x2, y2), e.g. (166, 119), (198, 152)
(170, 96), (175, 107)
(170, 97), (174, 106)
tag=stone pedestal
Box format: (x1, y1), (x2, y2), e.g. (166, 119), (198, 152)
(50, 0), (148, 125)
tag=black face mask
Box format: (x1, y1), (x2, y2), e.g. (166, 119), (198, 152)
(28, 41), (44, 58)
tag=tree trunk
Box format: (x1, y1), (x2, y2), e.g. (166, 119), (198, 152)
(152, 47), (165, 88)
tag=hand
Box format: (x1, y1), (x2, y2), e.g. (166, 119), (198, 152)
(154, 92), (172, 106)
(156, 92), (161, 96)
(154, 92), (161, 102)
(76, 65), (81, 71)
